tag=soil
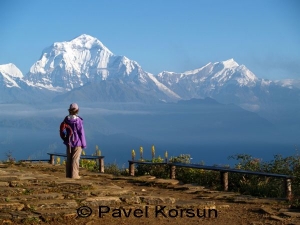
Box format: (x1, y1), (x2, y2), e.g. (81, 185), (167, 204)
(0, 162), (299, 225)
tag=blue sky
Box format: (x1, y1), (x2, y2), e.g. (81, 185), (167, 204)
(0, 0), (299, 79)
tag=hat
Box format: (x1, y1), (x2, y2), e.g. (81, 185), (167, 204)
(69, 103), (79, 110)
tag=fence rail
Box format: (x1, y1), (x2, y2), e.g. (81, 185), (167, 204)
(128, 160), (294, 200)
(47, 152), (105, 173)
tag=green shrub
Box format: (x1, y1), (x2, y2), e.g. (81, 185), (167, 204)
(80, 150), (300, 206)
(104, 163), (127, 176)
(80, 159), (97, 171)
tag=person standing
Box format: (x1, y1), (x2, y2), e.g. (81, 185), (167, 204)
(63, 103), (86, 179)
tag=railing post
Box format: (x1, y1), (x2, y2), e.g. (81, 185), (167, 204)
(129, 162), (135, 176)
(220, 171), (228, 191)
(99, 158), (104, 173)
(170, 165), (176, 179)
(50, 154), (55, 165)
(285, 178), (292, 200)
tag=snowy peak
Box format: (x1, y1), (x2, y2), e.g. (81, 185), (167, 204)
(155, 58), (261, 100)
(0, 63), (24, 88)
(220, 58), (239, 68)
(208, 59), (258, 86)
(0, 63), (23, 78)
(29, 34), (114, 75)
(69, 34), (113, 54)
(24, 34), (178, 101)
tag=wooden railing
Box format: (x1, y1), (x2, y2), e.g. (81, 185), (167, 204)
(47, 152), (105, 173)
(128, 160), (294, 200)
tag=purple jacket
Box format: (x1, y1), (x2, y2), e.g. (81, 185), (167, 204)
(63, 115), (87, 148)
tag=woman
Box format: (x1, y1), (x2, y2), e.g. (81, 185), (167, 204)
(63, 103), (86, 179)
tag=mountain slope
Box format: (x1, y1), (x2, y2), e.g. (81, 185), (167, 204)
(0, 63), (24, 88)
(24, 34), (180, 102)
(156, 59), (258, 99)
(156, 59), (300, 119)
(1, 34), (299, 125)
(0, 63), (59, 104)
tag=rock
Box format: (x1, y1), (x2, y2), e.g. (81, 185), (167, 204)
(232, 196), (284, 204)
(9, 211), (40, 220)
(259, 206), (276, 215)
(217, 204), (230, 208)
(0, 212), (12, 219)
(0, 164), (9, 168)
(175, 200), (216, 209)
(269, 215), (285, 222)
(90, 186), (133, 196)
(140, 196), (176, 205)
(279, 212), (300, 218)
(0, 187), (26, 196)
(0, 182), (9, 187)
(120, 196), (141, 204)
(36, 209), (77, 222)
(154, 179), (179, 185)
(0, 176), (19, 182)
(0, 203), (25, 211)
(26, 199), (78, 210)
(13, 193), (65, 201)
(81, 197), (121, 207)
(0, 169), (9, 174)
(174, 183), (206, 190)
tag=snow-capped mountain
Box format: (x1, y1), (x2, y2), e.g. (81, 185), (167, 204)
(25, 34), (180, 101)
(1, 34), (299, 124)
(0, 63), (58, 104)
(155, 58), (300, 122)
(0, 63), (24, 88)
(156, 58), (258, 99)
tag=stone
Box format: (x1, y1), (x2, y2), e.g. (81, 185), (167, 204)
(0, 169), (9, 174)
(269, 215), (285, 222)
(10, 211), (39, 220)
(14, 193), (65, 201)
(0, 164), (9, 168)
(120, 196), (141, 204)
(279, 212), (300, 218)
(0, 203), (25, 211)
(36, 209), (78, 222)
(154, 179), (180, 185)
(217, 204), (230, 208)
(0, 212), (12, 219)
(26, 199), (78, 210)
(175, 200), (216, 209)
(0, 187), (26, 196)
(259, 206), (276, 215)
(0, 176), (19, 182)
(90, 186), (133, 196)
(81, 197), (121, 207)
(140, 196), (176, 205)
(0, 182), (9, 187)
(232, 196), (284, 204)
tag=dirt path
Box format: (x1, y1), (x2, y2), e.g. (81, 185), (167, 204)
(0, 163), (299, 225)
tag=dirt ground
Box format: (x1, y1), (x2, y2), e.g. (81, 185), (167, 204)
(0, 163), (299, 225)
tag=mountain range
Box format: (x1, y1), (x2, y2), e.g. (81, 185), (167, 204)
(1, 34), (300, 123)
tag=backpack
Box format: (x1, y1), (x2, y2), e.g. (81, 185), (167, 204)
(59, 117), (73, 142)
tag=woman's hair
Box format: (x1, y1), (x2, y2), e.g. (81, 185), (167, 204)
(68, 108), (79, 115)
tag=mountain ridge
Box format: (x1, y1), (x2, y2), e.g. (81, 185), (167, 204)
(0, 34), (299, 125)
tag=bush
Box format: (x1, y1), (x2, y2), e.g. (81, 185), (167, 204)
(81, 150), (300, 205)
(80, 159), (97, 171)
(105, 163), (128, 176)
